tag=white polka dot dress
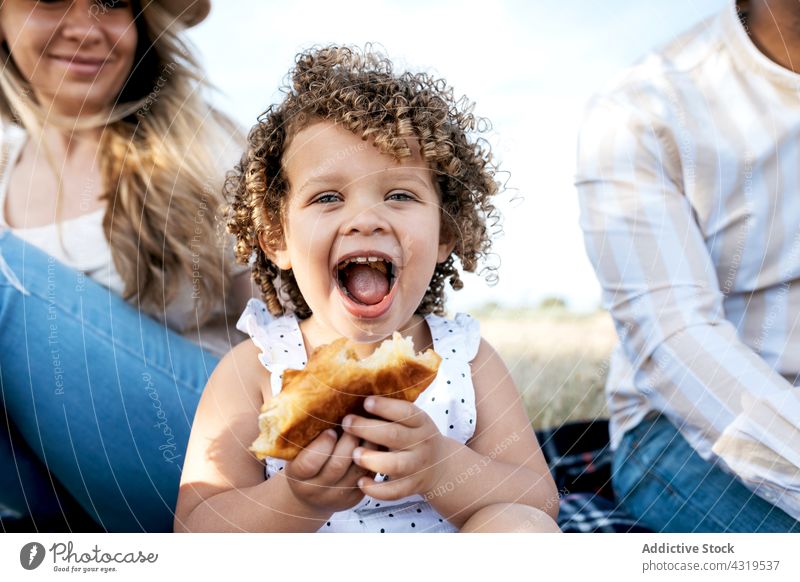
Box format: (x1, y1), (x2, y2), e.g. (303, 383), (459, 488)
(236, 298), (481, 533)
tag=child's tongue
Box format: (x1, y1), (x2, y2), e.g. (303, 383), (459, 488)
(342, 264), (389, 305)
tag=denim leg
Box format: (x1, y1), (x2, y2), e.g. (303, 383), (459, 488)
(0, 409), (60, 521)
(0, 231), (220, 532)
(0, 408), (100, 531)
(613, 414), (800, 532)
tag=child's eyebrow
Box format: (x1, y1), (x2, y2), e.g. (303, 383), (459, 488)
(297, 172), (349, 193)
(297, 169), (432, 194)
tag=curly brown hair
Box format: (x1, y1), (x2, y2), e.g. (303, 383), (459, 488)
(226, 45), (500, 319)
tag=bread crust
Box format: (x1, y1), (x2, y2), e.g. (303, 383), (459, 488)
(250, 334), (441, 461)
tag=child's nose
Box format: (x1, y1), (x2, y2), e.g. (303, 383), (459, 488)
(342, 204), (390, 236)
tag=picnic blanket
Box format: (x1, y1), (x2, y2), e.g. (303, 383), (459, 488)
(535, 419), (652, 533)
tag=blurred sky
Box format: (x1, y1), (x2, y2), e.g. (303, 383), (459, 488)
(187, 0), (728, 313)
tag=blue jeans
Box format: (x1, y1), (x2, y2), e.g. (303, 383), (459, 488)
(613, 414), (800, 532)
(0, 231), (219, 532)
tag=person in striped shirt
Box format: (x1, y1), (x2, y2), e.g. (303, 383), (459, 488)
(576, 0), (800, 532)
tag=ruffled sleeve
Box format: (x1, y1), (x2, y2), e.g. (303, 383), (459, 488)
(427, 312), (481, 363)
(422, 312), (481, 445)
(235, 298), (307, 397)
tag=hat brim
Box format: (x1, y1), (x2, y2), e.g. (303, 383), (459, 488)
(151, 0), (210, 28)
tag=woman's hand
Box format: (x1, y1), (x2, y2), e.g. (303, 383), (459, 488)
(283, 429), (371, 515)
(341, 396), (457, 501)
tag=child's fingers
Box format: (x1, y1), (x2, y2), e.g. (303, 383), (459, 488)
(317, 432), (360, 483)
(359, 438), (379, 451)
(336, 457), (373, 488)
(352, 447), (417, 478)
(357, 475), (415, 501)
(341, 414), (414, 449)
(363, 396), (426, 428)
(286, 429), (337, 480)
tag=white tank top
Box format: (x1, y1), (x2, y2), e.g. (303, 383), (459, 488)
(236, 298), (482, 533)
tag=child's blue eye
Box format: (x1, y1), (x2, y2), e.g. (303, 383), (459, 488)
(386, 191), (414, 202)
(313, 192), (341, 204)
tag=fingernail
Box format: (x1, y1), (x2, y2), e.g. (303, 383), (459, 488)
(364, 397), (374, 411)
(325, 429), (337, 439)
(342, 416), (352, 429)
(357, 477), (366, 488)
(353, 447), (362, 463)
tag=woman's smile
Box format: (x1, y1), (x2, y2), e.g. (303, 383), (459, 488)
(48, 53), (111, 77)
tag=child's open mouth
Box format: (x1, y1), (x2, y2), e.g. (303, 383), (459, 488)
(335, 254), (397, 318)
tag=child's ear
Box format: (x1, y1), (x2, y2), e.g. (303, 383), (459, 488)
(437, 235), (456, 263)
(258, 231), (292, 270)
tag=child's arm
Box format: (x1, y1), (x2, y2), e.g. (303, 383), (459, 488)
(342, 338), (559, 530)
(174, 340), (369, 532)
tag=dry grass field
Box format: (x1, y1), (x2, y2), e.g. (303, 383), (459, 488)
(472, 306), (618, 430)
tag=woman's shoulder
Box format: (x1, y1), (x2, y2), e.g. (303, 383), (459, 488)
(0, 117), (25, 138)
(0, 120), (26, 166)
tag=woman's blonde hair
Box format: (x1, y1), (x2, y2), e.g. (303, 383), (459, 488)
(0, 2), (237, 323)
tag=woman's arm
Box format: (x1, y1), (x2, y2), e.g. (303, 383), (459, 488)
(174, 340), (331, 532)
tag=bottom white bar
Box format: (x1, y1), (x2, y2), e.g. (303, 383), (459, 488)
(1, 533), (797, 581)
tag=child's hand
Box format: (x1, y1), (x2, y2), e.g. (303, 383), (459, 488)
(341, 396), (456, 501)
(284, 429), (371, 514)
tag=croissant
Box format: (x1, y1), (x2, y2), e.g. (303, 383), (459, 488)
(250, 332), (441, 461)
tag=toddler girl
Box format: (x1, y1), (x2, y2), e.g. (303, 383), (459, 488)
(175, 46), (559, 533)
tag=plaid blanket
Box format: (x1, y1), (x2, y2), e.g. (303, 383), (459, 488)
(535, 419), (652, 533)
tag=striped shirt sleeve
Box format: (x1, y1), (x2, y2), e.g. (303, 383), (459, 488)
(575, 93), (800, 519)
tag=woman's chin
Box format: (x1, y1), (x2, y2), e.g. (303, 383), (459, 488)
(38, 90), (117, 120)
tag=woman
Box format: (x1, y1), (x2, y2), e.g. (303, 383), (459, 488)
(0, 0), (252, 532)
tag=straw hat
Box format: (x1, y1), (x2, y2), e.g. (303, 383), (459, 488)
(154, 0), (210, 27)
